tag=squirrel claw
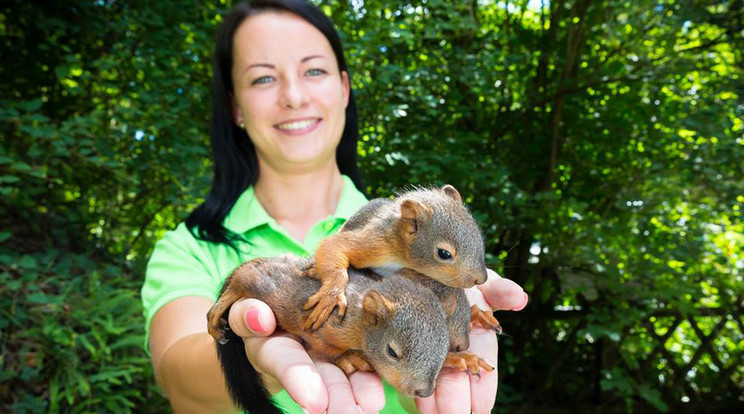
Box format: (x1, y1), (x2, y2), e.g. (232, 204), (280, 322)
(444, 351), (494, 376)
(335, 351), (373, 375)
(303, 294), (320, 310)
(304, 289), (348, 330)
(206, 315), (228, 344)
(469, 305), (503, 334)
(302, 265), (318, 279)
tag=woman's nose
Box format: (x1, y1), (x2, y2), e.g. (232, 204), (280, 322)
(279, 77), (309, 109)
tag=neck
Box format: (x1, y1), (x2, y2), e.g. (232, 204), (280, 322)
(254, 162), (344, 242)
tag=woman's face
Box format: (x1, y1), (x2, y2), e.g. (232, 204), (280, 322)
(231, 11), (350, 174)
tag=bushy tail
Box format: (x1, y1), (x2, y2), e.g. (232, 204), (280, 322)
(216, 325), (283, 414)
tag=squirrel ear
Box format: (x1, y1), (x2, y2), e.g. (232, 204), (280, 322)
(399, 199), (432, 234)
(441, 291), (459, 316)
(362, 290), (396, 326)
(441, 185), (462, 202)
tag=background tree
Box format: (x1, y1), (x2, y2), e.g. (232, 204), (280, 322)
(1, 0), (742, 412)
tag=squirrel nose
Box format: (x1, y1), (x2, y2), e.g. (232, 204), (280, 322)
(474, 269), (488, 285)
(414, 388), (434, 398)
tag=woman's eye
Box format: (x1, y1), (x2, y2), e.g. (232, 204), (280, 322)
(437, 248), (452, 260)
(306, 68), (326, 76)
(386, 345), (398, 360)
(251, 76), (273, 85)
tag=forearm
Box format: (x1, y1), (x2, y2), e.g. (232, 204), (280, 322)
(156, 332), (237, 414)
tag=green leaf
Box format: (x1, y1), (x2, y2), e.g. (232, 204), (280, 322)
(17, 99), (42, 112)
(0, 176), (21, 184)
(27, 292), (62, 305)
(18, 255), (37, 269)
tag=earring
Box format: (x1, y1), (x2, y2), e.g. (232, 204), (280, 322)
(239, 122), (244, 129)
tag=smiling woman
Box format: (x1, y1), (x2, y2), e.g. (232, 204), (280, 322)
(231, 11), (350, 182)
(141, 1), (527, 413)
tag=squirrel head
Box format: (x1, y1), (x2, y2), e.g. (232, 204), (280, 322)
(361, 277), (449, 398)
(396, 185), (487, 288)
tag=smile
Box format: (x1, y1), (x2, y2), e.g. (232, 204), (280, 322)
(275, 118), (321, 131)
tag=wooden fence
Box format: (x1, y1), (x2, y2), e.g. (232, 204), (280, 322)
(494, 301), (744, 413)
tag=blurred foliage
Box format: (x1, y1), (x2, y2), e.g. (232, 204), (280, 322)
(1, 0), (742, 413)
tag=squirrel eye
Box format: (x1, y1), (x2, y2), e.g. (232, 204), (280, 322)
(386, 345), (399, 360)
(437, 248), (453, 260)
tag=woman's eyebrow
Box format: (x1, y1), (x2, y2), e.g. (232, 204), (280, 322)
(245, 63), (274, 72)
(245, 56), (326, 72)
(302, 55), (327, 62)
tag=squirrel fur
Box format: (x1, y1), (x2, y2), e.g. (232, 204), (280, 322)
(207, 256), (453, 412)
(207, 184), (502, 412)
(302, 184), (493, 332)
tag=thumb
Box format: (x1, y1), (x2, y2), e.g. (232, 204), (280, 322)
(228, 298), (277, 338)
(478, 268), (529, 311)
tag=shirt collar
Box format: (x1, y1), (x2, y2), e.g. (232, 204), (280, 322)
(223, 175), (367, 234)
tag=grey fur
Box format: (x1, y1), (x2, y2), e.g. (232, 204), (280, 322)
(230, 256), (449, 397)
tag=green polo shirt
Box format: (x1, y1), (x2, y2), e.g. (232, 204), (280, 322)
(142, 175), (414, 413)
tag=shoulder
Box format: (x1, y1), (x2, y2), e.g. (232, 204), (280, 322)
(149, 222), (212, 264)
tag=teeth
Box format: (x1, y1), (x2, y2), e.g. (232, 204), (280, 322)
(277, 119), (317, 130)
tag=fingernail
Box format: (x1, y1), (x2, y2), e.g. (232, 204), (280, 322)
(245, 307), (266, 333)
(512, 292), (528, 311)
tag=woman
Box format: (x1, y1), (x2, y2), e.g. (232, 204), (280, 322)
(142, 1), (529, 413)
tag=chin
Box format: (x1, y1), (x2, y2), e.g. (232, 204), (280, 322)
(280, 147), (337, 167)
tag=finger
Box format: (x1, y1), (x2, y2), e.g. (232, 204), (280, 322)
(228, 298), (277, 338)
(434, 367), (471, 414)
(464, 286), (491, 310)
(467, 329), (499, 414)
(348, 371), (385, 414)
(477, 269), (529, 311)
(244, 335), (328, 413)
(315, 361), (360, 414)
(415, 394), (438, 414)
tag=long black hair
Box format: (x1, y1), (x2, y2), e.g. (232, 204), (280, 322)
(186, 0), (363, 245)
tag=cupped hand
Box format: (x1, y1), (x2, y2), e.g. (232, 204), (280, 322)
(227, 298), (385, 414)
(415, 268), (528, 414)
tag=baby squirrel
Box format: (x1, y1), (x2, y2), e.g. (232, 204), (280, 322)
(207, 255), (474, 413)
(303, 185), (493, 331)
(207, 185), (503, 412)
(397, 268), (502, 373)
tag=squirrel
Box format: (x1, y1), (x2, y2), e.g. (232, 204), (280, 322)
(207, 255), (492, 413)
(302, 184), (497, 333)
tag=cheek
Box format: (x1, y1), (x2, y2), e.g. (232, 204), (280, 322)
(312, 81), (346, 110)
(238, 91), (275, 125)
(419, 263), (467, 287)
(377, 364), (406, 392)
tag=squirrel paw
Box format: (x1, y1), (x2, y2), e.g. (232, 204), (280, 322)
(444, 351), (494, 376)
(303, 288), (348, 330)
(469, 305), (503, 335)
(302, 265), (318, 279)
(207, 317), (229, 345)
(335, 351), (373, 375)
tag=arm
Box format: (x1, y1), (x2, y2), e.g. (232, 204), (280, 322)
(415, 269), (528, 414)
(149, 296), (237, 413)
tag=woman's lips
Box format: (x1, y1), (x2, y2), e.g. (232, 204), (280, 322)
(274, 118), (322, 135)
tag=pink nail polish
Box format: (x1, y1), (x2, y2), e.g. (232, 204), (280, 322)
(245, 308), (265, 333)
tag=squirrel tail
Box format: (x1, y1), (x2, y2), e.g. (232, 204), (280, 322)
(216, 326), (284, 414)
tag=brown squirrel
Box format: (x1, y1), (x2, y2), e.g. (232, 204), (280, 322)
(302, 184), (494, 331)
(207, 255), (491, 413)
